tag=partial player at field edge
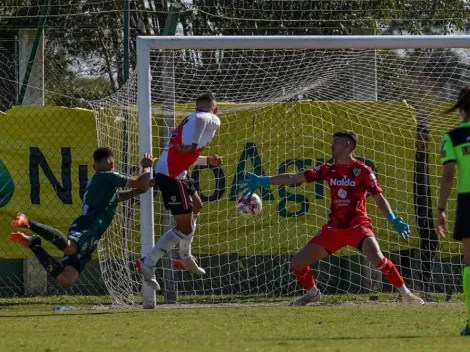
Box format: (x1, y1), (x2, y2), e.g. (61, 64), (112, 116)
(437, 85), (470, 336)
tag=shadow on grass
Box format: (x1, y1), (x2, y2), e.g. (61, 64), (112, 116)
(254, 335), (428, 342)
(0, 308), (157, 318)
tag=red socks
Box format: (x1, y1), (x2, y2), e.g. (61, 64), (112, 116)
(293, 258), (403, 292)
(293, 266), (315, 290)
(376, 257), (404, 288)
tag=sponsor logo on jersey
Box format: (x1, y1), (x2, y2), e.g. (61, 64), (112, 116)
(168, 195), (182, 206)
(353, 167), (361, 177)
(337, 188), (348, 199)
(330, 176), (356, 187)
(335, 188), (350, 206)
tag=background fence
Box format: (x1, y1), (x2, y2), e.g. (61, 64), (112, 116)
(0, 1), (469, 300)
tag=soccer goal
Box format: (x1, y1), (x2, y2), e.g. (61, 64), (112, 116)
(92, 35), (470, 308)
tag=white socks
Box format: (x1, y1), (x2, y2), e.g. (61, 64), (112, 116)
(144, 227), (186, 267)
(144, 214), (199, 266)
(306, 285), (319, 297)
(179, 213), (199, 260)
(397, 284), (411, 296)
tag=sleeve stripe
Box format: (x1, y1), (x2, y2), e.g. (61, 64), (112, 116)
(443, 160), (457, 165)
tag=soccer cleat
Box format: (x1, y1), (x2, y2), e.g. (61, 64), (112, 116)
(136, 258), (161, 291)
(10, 232), (33, 248)
(461, 323), (470, 336)
(290, 290), (322, 306)
(11, 213), (30, 229)
(173, 256), (206, 275)
(401, 292), (424, 305)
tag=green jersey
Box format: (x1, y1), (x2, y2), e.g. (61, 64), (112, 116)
(81, 171), (130, 221)
(441, 121), (470, 194)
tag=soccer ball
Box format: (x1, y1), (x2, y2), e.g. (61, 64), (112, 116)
(237, 194), (262, 218)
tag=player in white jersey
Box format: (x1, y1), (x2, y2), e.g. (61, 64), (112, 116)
(137, 92), (222, 290)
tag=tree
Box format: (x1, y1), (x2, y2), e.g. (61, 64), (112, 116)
(0, 0), (469, 107)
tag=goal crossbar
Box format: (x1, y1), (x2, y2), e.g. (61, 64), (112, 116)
(135, 34), (470, 309)
(137, 35), (470, 50)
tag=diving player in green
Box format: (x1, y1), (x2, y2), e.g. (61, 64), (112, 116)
(10, 147), (154, 289)
(437, 86), (470, 336)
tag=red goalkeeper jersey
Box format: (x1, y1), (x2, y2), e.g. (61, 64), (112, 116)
(304, 160), (382, 229)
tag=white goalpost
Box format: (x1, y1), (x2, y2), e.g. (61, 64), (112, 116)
(94, 35), (470, 308)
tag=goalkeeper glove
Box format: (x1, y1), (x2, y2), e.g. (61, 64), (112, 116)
(387, 213), (410, 239)
(239, 172), (271, 198)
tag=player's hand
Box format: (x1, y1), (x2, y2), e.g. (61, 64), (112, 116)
(390, 217), (410, 239)
(208, 155), (223, 167)
(436, 211), (447, 238)
(140, 153), (155, 168)
(238, 172), (271, 198)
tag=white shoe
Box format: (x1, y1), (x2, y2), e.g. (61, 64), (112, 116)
(136, 258), (161, 291)
(290, 290), (322, 306)
(173, 256), (206, 275)
(401, 292), (424, 305)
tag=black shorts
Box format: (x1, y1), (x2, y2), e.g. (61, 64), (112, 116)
(454, 193), (470, 241)
(61, 253), (91, 274)
(62, 218), (105, 273)
(155, 173), (197, 215)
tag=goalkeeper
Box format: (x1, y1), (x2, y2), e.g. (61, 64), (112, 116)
(436, 86), (470, 336)
(240, 130), (424, 305)
(9, 147), (154, 289)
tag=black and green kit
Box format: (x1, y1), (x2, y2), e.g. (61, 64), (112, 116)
(441, 121), (470, 240)
(63, 171), (130, 272)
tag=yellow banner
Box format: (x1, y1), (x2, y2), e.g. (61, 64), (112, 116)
(0, 102), (424, 258)
(0, 106), (97, 258)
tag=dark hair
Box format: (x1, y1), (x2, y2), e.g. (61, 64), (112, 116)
(196, 92), (216, 107)
(333, 130), (358, 150)
(446, 85), (470, 115)
(93, 147), (113, 163)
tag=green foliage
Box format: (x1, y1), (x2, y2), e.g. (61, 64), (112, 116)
(186, 0), (468, 35)
(0, 1), (468, 107)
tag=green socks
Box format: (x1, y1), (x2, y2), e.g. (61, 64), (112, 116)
(29, 220), (68, 251)
(464, 266), (470, 324)
(29, 237), (64, 279)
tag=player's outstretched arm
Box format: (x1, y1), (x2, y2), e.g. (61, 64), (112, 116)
(373, 193), (410, 239)
(117, 188), (145, 202)
(239, 171), (306, 198)
(176, 115), (209, 154)
(127, 153), (154, 190)
(194, 155), (223, 167)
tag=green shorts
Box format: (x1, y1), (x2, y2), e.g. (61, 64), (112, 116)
(63, 219), (108, 273)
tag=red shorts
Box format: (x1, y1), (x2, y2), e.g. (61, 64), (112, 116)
(310, 224), (375, 254)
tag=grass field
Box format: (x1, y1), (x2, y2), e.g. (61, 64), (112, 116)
(0, 296), (468, 352)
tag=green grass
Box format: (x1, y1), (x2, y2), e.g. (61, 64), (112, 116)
(0, 298), (468, 352)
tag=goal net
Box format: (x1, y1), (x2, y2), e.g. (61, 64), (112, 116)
(92, 36), (470, 307)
